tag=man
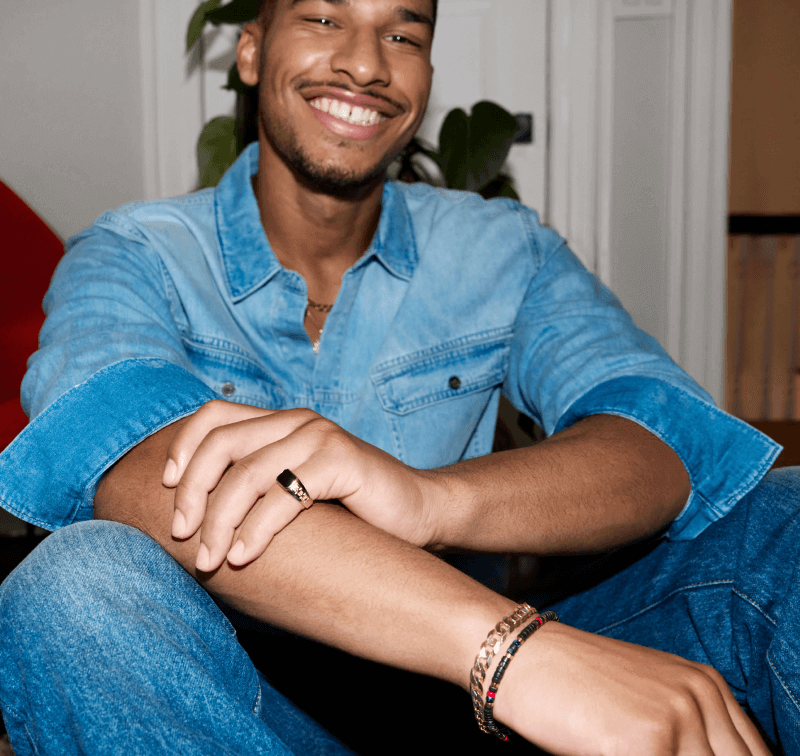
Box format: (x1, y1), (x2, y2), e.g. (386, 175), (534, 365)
(0, 0), (794, 753)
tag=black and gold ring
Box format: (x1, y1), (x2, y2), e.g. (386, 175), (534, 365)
(276, 469), (313, 509)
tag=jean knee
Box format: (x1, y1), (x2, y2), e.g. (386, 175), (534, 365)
(0, 520), (167, 627)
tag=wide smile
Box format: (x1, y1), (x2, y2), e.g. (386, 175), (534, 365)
(299, 85), (404, 141)
(308, 97), (386, 127)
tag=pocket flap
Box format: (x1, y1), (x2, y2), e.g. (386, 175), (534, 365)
(371, 332), (511, 415)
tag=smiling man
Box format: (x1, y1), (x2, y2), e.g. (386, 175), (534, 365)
(0, 1), (796, 754)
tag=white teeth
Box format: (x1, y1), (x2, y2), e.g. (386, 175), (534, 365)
(309, 97), (385, 126)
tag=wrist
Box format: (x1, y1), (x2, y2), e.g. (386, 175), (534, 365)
(415, 465), (470, 550)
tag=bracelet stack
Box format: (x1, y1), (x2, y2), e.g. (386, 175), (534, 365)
(471, 607), (560, 742)
(469, 603), (536, 734)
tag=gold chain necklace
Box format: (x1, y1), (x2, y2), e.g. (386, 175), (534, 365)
(305, 297), (333, 354)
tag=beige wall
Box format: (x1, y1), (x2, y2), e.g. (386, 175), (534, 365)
(729, 0), (800, 216)
(0, 1), (146, 241)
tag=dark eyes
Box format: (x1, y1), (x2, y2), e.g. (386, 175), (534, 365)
(305, 18), (421, 47)
(387, 34), (419, 47)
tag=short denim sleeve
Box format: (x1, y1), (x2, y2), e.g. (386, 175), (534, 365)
(556, 377), (779, 540)
(0, 360), (216, 530)
(503, 220), (780, 540)
(0, 218), (217, 530)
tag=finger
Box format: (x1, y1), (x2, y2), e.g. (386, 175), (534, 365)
(710, 678), (769, 755)
(163, 401), (272, 488)
(227, 456), (339, 566)
(196, 431), (322, 570)
(226, 486), (308, 566)
(173, 412), (312, 540)
(685, 669), (753, 756)
(702, 708), (753, 756)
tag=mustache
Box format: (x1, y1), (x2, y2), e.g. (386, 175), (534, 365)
(296, 80), (405, 112)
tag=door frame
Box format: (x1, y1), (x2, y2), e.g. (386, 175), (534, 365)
(549, 0), (732, 402)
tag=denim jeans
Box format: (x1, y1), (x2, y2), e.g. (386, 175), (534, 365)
(543, 467), (800, 754)
(0, 520), (352, 756)
(1, 468), (798, 755)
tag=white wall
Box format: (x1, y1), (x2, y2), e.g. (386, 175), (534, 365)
(0, 0), (146, 241)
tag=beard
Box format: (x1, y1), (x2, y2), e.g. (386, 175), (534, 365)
(258, 102), (404, 200)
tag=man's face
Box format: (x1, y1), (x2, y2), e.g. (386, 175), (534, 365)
(243, 0), (434, 195)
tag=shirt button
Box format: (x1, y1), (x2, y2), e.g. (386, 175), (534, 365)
(221, 382), (236, 397)
(448, 376), (461, 390)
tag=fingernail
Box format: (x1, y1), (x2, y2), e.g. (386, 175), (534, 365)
(163, 458), (178, 486)
(196, 543), (211, 572)
(227, 540), (246, 564)
(171, 509), (187, 539)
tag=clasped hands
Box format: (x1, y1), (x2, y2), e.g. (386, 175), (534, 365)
(164, 400), (442, 572)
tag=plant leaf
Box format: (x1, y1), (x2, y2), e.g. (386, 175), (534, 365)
(496, 177), (520, 200)
(479, 174), (519, 200)
(466, 101), (518, 192)
(197, 116), (238, 187)
(187, 0), (222, 51)
(206, 0), (260, 25)
(438, 108), (469, 190)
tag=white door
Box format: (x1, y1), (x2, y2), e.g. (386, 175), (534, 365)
(416, 0), (548, 214)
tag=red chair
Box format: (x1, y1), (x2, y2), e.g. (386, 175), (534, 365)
(0, 181), (64, 451)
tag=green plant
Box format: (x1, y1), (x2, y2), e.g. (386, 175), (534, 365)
(394, 103), (519, 199)
(187, 1), (519, 199)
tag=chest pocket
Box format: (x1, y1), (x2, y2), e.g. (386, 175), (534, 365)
(184, 338), (286, 409)
(370, 332), (511, 467)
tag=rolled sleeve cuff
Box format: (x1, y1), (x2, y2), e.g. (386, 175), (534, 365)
(553, 375), (781, 540)
(0, 359), (218, 531)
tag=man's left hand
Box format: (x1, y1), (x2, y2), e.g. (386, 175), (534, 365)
(163, 400), (442, 571)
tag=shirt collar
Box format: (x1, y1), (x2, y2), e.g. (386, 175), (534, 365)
(214, 143), (418, 302)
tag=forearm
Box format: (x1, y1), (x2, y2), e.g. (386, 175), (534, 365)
(94, 417), (514, 689)
(424, 414), (690, 554)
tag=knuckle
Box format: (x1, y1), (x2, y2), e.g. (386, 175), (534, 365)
(227, 457), (260, 487)
(291, 407), (321, 425)
(200, 399), (226, 418)
(699, 664), (726, 688)
(683, 664), (721, 697)
(633, 715), (681, 755)
(204, 423), (241, 451)
(664, 685), (697, 717)
(205, 424), (229, 444)
(307, 416), (334, 435)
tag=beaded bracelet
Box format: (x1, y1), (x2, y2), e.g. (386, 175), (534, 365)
(482, 610), (560, 741)
(469, 603), (537, 734)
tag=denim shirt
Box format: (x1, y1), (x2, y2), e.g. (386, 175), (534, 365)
(0, 143), (779, 538)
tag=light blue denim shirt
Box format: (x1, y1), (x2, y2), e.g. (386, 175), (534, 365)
(0, 143), (779, 538)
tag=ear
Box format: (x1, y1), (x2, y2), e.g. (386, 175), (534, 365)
(237, 22), (262, 87)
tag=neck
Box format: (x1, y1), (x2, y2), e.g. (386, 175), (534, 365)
(252, 135), (384, 303)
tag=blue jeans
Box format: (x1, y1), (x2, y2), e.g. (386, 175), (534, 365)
(0, 520), (352, 756)
(1, 468), (798, 754)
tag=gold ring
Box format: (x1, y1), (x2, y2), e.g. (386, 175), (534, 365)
(276, 469), (313, 509)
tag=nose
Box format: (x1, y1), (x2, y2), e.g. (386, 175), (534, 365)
(329, 28), (390, 87)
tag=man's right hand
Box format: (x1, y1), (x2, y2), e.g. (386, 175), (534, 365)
(495, 622), (770, 755)
(161, 400), (442, 572)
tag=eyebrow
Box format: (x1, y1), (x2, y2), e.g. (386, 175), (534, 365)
(290, 0), (434, 30)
